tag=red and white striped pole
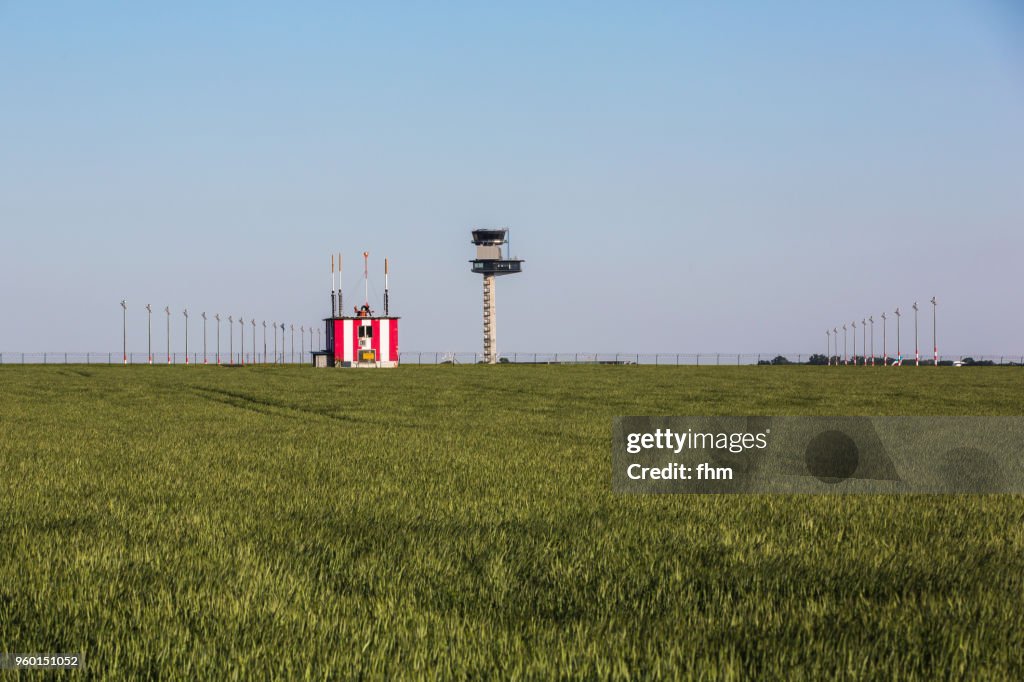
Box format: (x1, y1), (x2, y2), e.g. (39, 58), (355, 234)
(166, 306), (171, 364)
(869, 316), (874, 366)
(862, 319), (867, 367)
(183, 308), (189, 365)
(121, 299), (127, 365)
(881, 312), (887, 365)
(851, 321), (857, 366)
(913, 302), (919, 366)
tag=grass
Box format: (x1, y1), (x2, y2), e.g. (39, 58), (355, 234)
(0, 365), (1022, 680)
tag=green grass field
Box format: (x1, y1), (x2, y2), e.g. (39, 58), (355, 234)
(1, 365), (1022, 679)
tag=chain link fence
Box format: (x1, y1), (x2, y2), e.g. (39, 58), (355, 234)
(1, 352), (1021, 366)
(0, 352), (313, 365)
(396, 352), (1024, 366)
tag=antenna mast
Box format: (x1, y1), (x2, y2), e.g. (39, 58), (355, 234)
(384, 258), (390, 316)
(363, 251), (369, 308)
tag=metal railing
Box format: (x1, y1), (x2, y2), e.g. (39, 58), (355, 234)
(1, 352), (1021, 366)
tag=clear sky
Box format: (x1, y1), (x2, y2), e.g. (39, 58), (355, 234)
(2, 1), (1022, 356)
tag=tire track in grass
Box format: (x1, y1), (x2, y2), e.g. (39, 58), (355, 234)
(190, 386), (364, 425)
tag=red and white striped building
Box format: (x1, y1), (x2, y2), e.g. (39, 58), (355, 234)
(315, 252), (400, 368)
(325, 315), (399, 368)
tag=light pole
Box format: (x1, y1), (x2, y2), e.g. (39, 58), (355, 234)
(869, 316), (874, 366)
(843, 324), (848, 365)
(895, 307), (902, 365)
(146, 304), (152, 364)
(316, 327), (321, 353)
(931, 297), (937, 366)
(300, 326), (305, 364)
(881, 312), (887, 365)
(228, 315), (234, 364)
(913, 302), (919, 366)
(215, 314), (221, 365)
(833, 327), (838, 366)
(290, 324), (295, 364)
(280, 323), (286, 363)
(183, 308), (189, 365)
(272, 321), (278, 364)
(862, 318), (867, 367)
(165, 306), (171, 364)
(240, 317), (245, 366)
(201, 312), (207, 364)
(121, 299), (127, 365)
(851, 320), (857, 366)
(251, 319), (256, 365)
(826, 330), (830, 365)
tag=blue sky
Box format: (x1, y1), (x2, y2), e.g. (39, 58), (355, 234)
(1, 2), (1022, 355)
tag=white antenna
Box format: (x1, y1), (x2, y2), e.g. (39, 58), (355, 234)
(363, 251), (369, 308)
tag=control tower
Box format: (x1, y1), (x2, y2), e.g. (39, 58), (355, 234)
(470, 228), (523, 364)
